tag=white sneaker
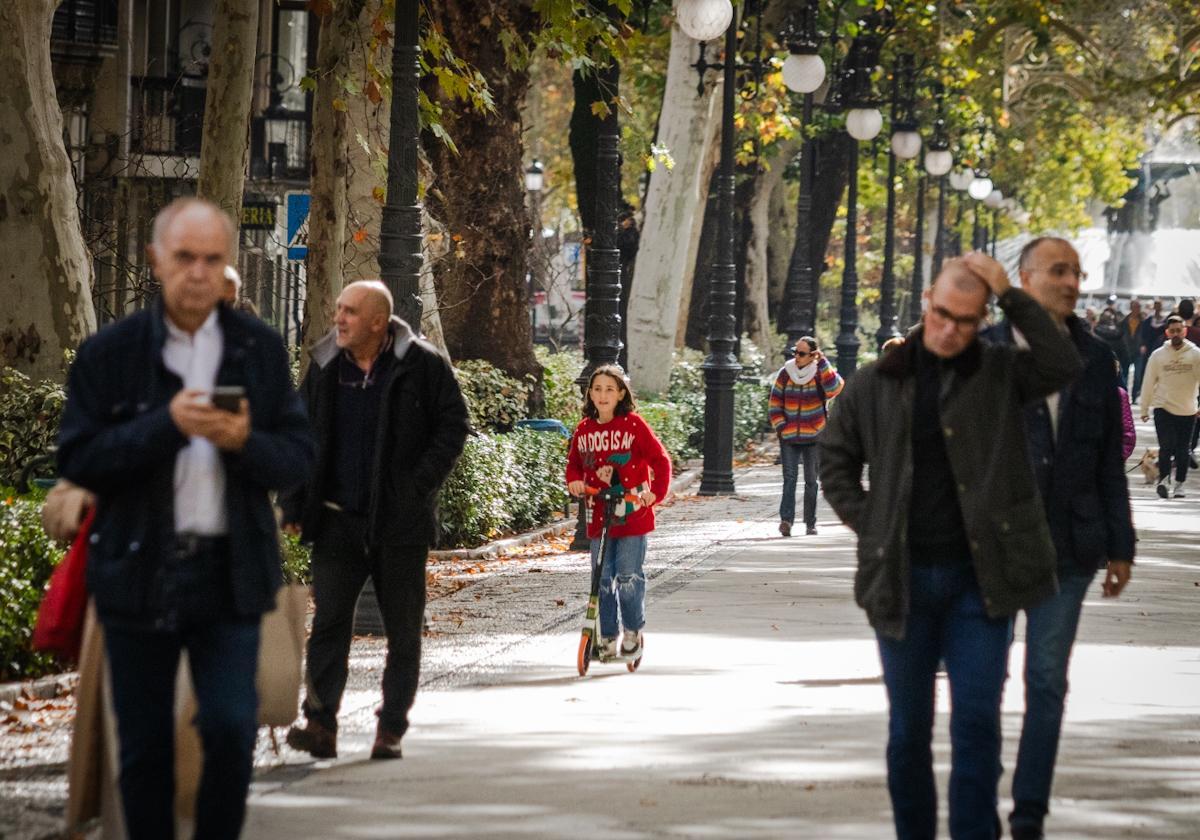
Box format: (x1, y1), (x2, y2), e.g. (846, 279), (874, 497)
(598, 637), (618, 658)
(1157, 477), (1170, 499)
(621, 629), (642, 655)
(1174, 481), (1186, 499)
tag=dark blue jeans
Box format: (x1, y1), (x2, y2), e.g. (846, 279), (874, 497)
(1131, 352), (1148, 402)
(104, 616), (261, 840)
(877, 564), (1011, 840)
(779, 442), (819, 527)
(1011, 571), (1094, 831)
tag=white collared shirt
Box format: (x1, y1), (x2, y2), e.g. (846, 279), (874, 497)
(163, 310), (227, 535)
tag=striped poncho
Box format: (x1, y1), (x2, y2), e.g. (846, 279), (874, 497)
(768, 356), (845, 443)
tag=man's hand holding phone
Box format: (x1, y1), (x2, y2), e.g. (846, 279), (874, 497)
(170, 386), (250, 451)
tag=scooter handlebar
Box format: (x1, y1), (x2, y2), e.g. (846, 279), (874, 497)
(583, 485), (639, 503)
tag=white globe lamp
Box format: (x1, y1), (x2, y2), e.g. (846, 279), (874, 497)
(782, 52), (826, 94)
(948, 168), (974, 191)
(845, 108), (883, 141)
(968, 174), (994, 200)
(924, 149), (953, 176)
(983, 189), (1004, 209)
(891, 130), (922, 160)
(675, 0), (733, 42)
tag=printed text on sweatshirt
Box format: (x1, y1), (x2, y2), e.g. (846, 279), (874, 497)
(566, 412), (672, 539)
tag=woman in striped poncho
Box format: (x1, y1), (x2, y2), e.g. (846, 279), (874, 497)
(768, 336), (844, 536)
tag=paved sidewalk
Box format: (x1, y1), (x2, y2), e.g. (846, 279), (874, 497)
(243, 422), (1200, 839)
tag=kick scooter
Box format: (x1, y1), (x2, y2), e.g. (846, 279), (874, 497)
(576, 484), (644, 676)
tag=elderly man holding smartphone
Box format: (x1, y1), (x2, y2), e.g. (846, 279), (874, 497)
(57, 197), (314, 840)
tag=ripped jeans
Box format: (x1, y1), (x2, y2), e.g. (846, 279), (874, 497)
(590, 534), (647, 638)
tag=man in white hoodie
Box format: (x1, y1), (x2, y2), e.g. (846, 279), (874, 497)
(1140, 315), (1200, 498)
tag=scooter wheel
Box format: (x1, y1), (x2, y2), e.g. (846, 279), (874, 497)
(577, 635), (591, 676)
(627, 655), (642, 673)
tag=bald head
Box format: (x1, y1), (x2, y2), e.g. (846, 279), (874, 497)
(152, 198), (235, 259)
(335, 281), (393, 360)
(922, 258), (989, 359)
(342, 280), (394, 319)
(932, 258), (990, 305)
(148, 198), (234, 333)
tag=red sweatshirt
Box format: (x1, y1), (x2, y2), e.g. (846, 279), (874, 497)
(566, 412), (672, 539)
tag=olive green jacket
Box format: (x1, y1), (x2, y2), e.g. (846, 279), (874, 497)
(819, 288), (1083, 639)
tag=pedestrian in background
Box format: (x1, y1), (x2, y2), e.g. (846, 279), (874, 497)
(282, 280), (469, 761)
(566, 365), (671, 659)
(821, 252), (1081, 840)
(768, 336), (844, 537)
(1134, 298), (1168, 401)
(983, 236), (1134, 840)
(1140, 314), (1200, 498)
(57, 197), (314, 840)
(1121, 299), (1143, 394)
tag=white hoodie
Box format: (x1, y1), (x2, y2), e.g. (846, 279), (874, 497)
(1141, 338), (1200, 418)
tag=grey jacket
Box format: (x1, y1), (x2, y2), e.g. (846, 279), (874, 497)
(819, 288), (1083, 639)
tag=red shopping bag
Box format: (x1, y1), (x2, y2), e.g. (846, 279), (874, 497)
(32, 508), (95, 661)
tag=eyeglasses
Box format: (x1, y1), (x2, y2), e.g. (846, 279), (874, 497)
(928, 304), (982, 332)
(794, 349), (813, 359)
(1030, 264), (1088, 282)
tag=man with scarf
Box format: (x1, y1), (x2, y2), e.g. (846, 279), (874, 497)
(768, 337), (844, 536)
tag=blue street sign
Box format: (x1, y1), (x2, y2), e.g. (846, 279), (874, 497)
(286, 193), (310, 260)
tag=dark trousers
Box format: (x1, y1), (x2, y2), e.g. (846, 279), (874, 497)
(1153, 408), (1197, 482)
(104, 616), (260, 840)
(1132, 352), (1148, 402)
(302, 508), (427, 736)
(780, 442), (820, 527)
(877, 564), (1011, 840)
(1011, 572), (1094, 831)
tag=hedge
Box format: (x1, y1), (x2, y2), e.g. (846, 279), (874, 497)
(0, 494), (61, 681)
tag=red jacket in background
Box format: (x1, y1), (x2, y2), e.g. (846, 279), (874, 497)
(566, 412), (671, 539)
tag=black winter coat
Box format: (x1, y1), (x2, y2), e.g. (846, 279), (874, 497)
(983, 317), (1136, 575)
(57, 302), (315, 626)
(279, 318), (469, 546)
(819, 288), (1083, 640)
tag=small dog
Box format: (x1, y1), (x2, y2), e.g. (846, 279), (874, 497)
(1137, 447), (1159, 485)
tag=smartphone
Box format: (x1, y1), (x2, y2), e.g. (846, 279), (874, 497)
(211, 385), (246, 413)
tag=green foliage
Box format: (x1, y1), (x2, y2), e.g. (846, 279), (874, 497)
(0, 367), (66, 489)
(436, 429), (569, 548)
(665, 349), (707, 459)
(0, 495), (61, 681)
(280, 532), (311, 585)
(534, 346), (584, 428)
(638, 402), (694, 468)
(454, 360), (531, 431)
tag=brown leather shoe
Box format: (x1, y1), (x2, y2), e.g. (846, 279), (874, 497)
(371, 724), (403, 760)
(286, 719), (337, 759)
(779, 521), (791, 537)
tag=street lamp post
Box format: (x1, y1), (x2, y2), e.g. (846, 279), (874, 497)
(920, 83), (953, 309)
(876, 52), (919, 349)
(834, 40), (884, 377)
(379, 0), (423, 328)
(983, 188), (1003, 258)
(526, 160), (544, 337)
(779, 0), (826, 346)
(569, 55), (626, 549)
(968, 169), (992, 251)
(678, 0), (741, 495)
